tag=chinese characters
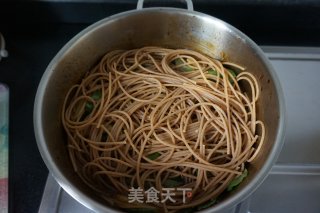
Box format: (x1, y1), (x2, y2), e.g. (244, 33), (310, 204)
(128, 187), (192, 204)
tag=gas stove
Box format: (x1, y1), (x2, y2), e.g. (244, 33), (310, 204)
(38, 46), (320, 213)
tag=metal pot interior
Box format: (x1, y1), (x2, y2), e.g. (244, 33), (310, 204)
(35, 8), (284, 212)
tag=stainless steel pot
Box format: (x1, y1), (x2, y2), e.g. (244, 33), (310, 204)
(34, 0), (285, 212)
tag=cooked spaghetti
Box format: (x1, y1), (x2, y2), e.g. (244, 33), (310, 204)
(62, 47), (265, 212)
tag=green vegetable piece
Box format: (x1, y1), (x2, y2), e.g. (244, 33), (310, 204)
(208, 68), (218, 76)
(91, 90), (102, 100)
(181, 66), (193, 72)
(80, 104), (92, 121)
(227, 68), (237, 84)
(227, 68), (237, 78)
(227, 169), (248, 192)
(147, 152), (161, 160)
(209, 68), (237, 84)
(125, 208), (157, 213)
(208, 68), (224, 78)
(174, 58), (184, 66)
(174, 58), (193, 72)
(197, 199), (217, 210)
(84, 90), (102, 113)
(85, 102), (94, 112)
(163, 177), (184, 188)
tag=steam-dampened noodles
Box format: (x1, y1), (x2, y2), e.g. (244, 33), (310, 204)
(62, 47), (265, 212)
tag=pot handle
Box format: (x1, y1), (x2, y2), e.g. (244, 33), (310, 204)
(137, 0), (194, 11)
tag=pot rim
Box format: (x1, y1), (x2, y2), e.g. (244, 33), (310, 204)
(34, 6), (286, 213)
